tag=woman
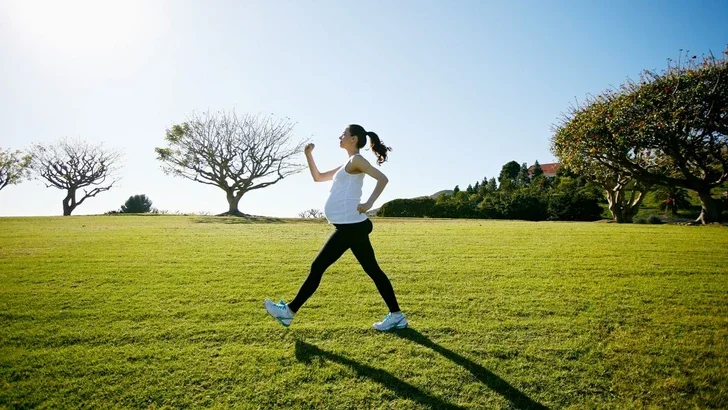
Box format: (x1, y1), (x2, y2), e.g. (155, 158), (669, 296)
(264, 124), (407, 331)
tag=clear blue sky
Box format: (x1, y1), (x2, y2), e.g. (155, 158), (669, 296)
(1, 0), (726, 217)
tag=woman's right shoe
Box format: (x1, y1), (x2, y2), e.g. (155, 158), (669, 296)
(373, 312), (408, 331)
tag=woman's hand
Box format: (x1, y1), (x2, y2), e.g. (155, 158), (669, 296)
(304, 143), (315, 155)
(357, 201), (373, 214)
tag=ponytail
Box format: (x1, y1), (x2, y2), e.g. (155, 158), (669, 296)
(366, 131), (391, 166)
(349, 124), (393, 166)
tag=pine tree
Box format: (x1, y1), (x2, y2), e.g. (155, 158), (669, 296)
(532, 160), (544, 178)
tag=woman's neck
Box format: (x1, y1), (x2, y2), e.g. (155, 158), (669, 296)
(345, 148), (360, 157)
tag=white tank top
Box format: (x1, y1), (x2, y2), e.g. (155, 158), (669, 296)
(324, 155), (368, 224)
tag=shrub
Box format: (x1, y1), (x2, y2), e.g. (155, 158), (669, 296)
(120, 194), (153, 213)
(378, 197), (436, 217)
(504, 191), (548, 221)
(548, 191), (603, 221)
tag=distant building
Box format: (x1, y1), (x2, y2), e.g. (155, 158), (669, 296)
(528, 162), (561, 178)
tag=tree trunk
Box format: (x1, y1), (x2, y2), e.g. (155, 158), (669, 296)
(624, 189), (646, 223)
(606, 189), (619, 222)
(695, 188), (720, 224)
(622, 205), (637, 223)
(62, 190), (77, 216)
(607, 200), (623, 222)
(605, 185), (644, 223)
(221, 191), (247, 217)
(606, 189), (628, 222)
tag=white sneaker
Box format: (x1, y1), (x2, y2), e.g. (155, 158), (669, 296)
(264, 298), (295, 328)
(373, 312), (408, 331)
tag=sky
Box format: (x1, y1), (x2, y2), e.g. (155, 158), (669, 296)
(1, 0), (727, 217)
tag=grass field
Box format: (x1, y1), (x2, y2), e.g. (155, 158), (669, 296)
(1, 216), (727, 409)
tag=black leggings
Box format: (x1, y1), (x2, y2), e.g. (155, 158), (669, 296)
(288, 219), (401, 313)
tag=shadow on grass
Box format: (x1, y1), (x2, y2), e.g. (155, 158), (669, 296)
(191, 215), (285, 224)
(295, 339), (465, 410)
(391, 328), (549, 410)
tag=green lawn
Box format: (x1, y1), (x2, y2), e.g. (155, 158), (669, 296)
(1, 216), (727, 409)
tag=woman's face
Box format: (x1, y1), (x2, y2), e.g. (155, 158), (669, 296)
(339, 127), (357, 149)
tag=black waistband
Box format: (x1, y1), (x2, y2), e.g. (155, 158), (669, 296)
(333, 218), (371, 230)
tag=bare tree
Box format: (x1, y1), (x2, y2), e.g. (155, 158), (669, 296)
(155, 111), (307, 216)
(30, 139), (122, 216)
(0, 147), (32, 191)
(298, 208), (323, 219)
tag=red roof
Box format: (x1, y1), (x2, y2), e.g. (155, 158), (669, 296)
(528, 162), (561, 176)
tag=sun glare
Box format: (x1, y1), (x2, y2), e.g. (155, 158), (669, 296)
(3, 0), (154, 62)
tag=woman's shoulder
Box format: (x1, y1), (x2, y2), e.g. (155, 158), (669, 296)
(350, 153), (369, 165)
(347, 154), (370, 173)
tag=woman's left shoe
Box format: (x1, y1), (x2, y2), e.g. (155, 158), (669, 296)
(264, 298), (295, 328)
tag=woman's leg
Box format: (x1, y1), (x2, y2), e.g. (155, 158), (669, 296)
(287, 228), (350, 312)
(349, 222), (401, 313)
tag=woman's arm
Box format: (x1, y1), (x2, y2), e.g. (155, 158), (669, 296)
(350, 155), (389, 213)
(305, 143), (341, 182)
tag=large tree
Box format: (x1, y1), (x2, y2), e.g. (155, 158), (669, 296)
(608, 52), (728, 223)
(0, 147), (32, 191)
(30, 139), (122, 216)
(553, 49), (728, 223)
(155, 111), (306, 216)
(552, 100), (649, 222)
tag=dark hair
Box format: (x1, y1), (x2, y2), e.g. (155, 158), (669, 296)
(348, 124), (392, 166)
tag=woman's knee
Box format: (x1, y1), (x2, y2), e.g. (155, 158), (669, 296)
(310, 260), (326, 275)
(363, 265), (388, 280)
(311, 254), (337, 274)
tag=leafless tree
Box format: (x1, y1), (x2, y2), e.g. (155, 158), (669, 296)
(298, 208), (323, 219)
(30, 138), (122, 216)
(155, 111), (307, 216)
(0, 147), (32, 191)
